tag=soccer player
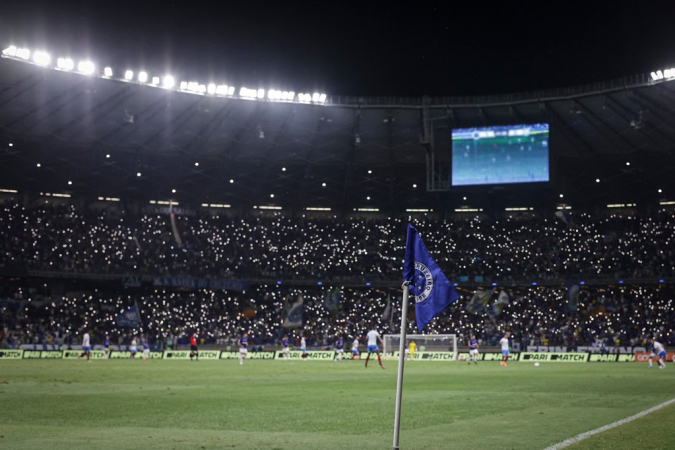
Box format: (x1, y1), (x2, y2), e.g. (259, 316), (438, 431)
(499, 333), (510, 367)
(281, 335), (290, 359)
(409, 340), (417, 361)
(468, 335), (479, 365)
(350, 336), (360, 360)
(190, 333), (199, 361)
(650, 338), (667, 369)
(334, 335), (344, 361)
(142, 337), (150, 360)
(103, 333), (110, 359)
(78, 330), (91, 362)
(300, 336), (307, 359)
(365, 326), (385, 369)
(130, 336), (138, 359)
(238, 333), (248, 365)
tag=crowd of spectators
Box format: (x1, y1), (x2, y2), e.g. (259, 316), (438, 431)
(2, 283), (673, 350)
(1, 201), (674, 351)
(0, 201), (674, 283)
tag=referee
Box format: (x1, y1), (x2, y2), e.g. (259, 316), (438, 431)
(189, 332), (199, 362)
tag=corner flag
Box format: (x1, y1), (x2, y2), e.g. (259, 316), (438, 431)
(404, 224), (460, 332)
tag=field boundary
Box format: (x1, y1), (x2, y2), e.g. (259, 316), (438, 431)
(543, 397), (675, 450)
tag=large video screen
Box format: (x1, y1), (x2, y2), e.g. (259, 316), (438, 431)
(452, 123), (549, 186)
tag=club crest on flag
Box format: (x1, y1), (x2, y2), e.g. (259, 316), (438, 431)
(404, 224), (460, 331)
(411, 262), (434, 303)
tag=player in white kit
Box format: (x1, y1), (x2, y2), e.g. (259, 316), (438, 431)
(78, 330), (91, 362)
(130, 337), (138, 359)
(499, 333), (510, 367)
(300, 336), (307, 359)
(649, 338), (667, 369)
(350, 336), (360, 360)
(365, 327), (385, 369)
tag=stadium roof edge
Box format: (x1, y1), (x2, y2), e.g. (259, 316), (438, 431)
(327, 74), (675, 109)
(3, 48), (675, 110)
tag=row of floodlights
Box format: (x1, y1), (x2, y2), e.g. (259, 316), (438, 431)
(650, 68), (675, 81)
(2, 46), (327, 104)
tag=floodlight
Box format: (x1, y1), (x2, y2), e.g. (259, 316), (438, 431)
(267, 89), (276, 99)
(163, 76), (175, 88)
(656, 70), (664, 80)
(138, 71), (148, 83)
(124, 70), (133, 80)
(151, 76), (159, 85)
(179, 81), (187, 90)
(280, 91), (288, 100)
(32, 51), (50, 66)
(216, 85), (227, 95)
(312, 93), (320, 102)
(239, 87), (247, 96)
(227, 86), (234, 95)
(104, 67), (113, 77)
(319, 93), (327, 103)
(2, 46), (17, 56)
(207, 84), (216, 94)
(650, 72), (659, 81)
(257, 89), (265, 99)
(187, 82), (198, 91)
(57, 58), (74, 70)
(16, 48), (30, 60)
(77, 61), (95, 75)
(198, 84), (206, 93)
(288, 91), (295, 100)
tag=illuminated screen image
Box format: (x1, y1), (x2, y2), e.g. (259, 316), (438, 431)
(452, 123), (550, 186)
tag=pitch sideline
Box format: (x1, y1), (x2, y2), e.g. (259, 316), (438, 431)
(543, 397), (675, 450)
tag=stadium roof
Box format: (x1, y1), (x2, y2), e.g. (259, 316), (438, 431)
(0, 56), (674, 214)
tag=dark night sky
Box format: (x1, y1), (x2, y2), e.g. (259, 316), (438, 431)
(1, 0), (674, 97)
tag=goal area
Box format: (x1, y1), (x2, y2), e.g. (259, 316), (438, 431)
(382, 334), (458, 361)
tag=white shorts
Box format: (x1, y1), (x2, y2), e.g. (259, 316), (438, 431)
(282, 347), (289, 352)
(239, 348), (248, 354)
(336, 349), (344, 353)
(469, 349), (479, 355)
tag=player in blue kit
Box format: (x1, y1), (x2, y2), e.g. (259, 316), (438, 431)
(281, 335), (290, 360)
(142, 337), (150, 360)
(334, 336), (344, 361)
(239, 333), (248, 365)
(104, 334), (110, 359)
(468, 335), (479, 365)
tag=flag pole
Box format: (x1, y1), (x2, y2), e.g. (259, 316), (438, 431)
(392, 281), (411, 450)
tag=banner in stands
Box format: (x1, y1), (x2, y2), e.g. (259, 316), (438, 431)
(527, 346), (647, 354)
(22, 350), (49, 359)
(520, 352), (588, 362)
(0, 349), (24, 359)
(634, 352), (675, 363)
(108, 351), (163, 359)
(152, 277), (250, 292)
(62, 350), (107, 359)
(163, 350), (220, 360)
(274, 350), (334, 360)
(589, 354), (636, 362)
(483, 352), (520, 362)
(220, 351), (276, 360)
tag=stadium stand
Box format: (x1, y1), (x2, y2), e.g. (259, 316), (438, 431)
(1, 54), (674, 355)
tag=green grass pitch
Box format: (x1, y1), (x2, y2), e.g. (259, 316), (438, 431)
(0, 359), (673, 449)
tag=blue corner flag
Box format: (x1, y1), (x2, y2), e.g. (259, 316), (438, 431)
(404, 224), (461, 332)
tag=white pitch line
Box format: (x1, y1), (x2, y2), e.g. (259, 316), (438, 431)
(543, 397), (675, 450)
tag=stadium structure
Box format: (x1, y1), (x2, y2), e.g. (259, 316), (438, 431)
(0, 46), (674, 216)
